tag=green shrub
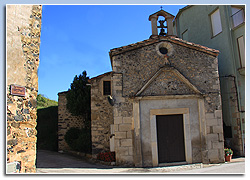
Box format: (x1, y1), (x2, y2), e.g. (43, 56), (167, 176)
(64, 127), (91, 153)
(64, 71), (91, 153)
(37, 94), (58, 109)
(224, 148), (233, 156)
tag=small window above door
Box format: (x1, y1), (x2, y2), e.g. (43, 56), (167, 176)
(103, 81), (111, 95)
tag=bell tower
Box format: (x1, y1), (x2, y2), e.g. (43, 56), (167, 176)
(148, 8), (175, 37)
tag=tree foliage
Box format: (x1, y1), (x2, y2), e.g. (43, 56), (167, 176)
(65, 71), (92, 152)
(66, 71), (91, 128)
(66, 71), (90, 116)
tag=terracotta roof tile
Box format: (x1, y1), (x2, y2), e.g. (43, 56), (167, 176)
(109, 36), (219, 57)
(89, 71), (113, 81)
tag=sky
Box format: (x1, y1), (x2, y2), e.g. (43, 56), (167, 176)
(38, 5), (186, 101)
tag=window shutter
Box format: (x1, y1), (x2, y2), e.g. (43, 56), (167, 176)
(237, 36), (245, 68)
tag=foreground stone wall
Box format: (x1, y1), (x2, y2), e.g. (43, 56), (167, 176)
(90, 73), (114, 156)
(57, 92), (85, 151)
(7, 5), (42, 173)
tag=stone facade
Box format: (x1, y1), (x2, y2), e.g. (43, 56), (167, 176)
(57, 92), (85, 151)
(90, 72), (114, 156)
(105, 35), (224, 166)
(7, 5), (42, 173)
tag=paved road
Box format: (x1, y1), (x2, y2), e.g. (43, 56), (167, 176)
(36, 150), (110, 169)
(36, 150), (245, 174)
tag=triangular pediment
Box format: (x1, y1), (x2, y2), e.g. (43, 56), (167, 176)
(135, 66), (202, 96)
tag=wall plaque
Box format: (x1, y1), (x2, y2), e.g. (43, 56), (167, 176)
(10, 85), (26, 97)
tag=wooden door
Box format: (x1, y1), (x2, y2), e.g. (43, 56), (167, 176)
(156, 114), (186, 163)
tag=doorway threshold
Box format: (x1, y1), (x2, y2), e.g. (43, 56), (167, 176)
(159, 161), (188, 167)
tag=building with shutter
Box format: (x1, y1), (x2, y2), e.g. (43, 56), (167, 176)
(173, 5), (245, 157)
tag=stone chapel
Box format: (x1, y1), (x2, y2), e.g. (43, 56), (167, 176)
(58, 9), (225, 167)
(89, 9), (224, 167)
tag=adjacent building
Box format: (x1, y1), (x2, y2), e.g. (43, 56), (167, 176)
(173, 5), (245, 156)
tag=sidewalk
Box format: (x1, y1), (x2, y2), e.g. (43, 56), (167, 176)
(36, 150), (245, 174)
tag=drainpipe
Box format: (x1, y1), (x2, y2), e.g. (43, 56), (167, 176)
(220, 75), (244, 113)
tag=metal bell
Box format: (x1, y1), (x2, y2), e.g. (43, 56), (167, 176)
(159, 28), (167, 36)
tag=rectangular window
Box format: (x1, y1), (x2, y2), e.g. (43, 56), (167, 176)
(237, 36), (245, 68)
(210, 9), (222, 37)
(232, 7), (245, 28)
(103, 81), (111, 95)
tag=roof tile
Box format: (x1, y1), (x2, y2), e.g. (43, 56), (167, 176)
(109, 36), (219, 57)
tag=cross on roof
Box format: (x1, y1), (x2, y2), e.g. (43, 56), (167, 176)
(160, 6), (163, 10)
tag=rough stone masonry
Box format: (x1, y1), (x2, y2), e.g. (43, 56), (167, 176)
(7, 5), (42, 173)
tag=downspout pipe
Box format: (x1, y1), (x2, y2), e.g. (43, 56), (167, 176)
(220, 75), (244, 113)
(220, 75), (245, 156)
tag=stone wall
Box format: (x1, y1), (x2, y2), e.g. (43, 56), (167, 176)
(7, 5), (42, 173)
(57, 92), (85, 151)
(90, 72), (114, 156)
(112, 73), (134, 166)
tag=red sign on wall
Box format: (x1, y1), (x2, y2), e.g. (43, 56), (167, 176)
(10, 85), (26, 97)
